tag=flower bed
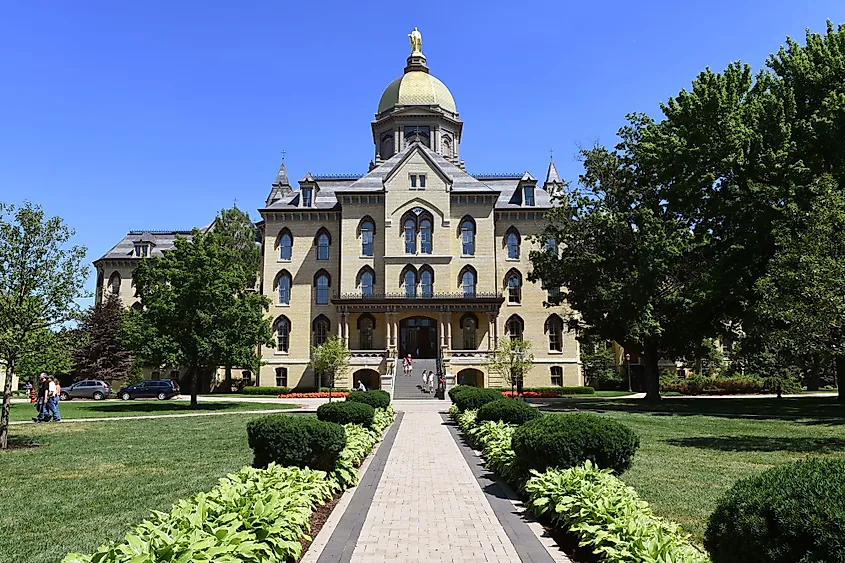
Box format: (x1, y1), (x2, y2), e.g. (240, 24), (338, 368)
(276, 391), (349, 399)
(64, 406), (395, 563)
(499, 386), (595, 397)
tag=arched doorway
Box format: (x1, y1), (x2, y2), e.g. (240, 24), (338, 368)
(457, 368), (484, 387)
(353, 369), (380, 390)
(400, 316), (438, 358)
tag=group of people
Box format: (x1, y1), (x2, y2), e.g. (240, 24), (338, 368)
(29, 373), (61, 423)
(402, 354), (444, 394)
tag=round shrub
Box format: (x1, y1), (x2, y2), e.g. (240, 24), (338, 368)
(512, 412), (639, 474)
(452, 387), (504, 412)
(705, 458), (845, 563)
(448, 385), (473, 403)
(346, 389), (390, 410)
(317, 401), (375, 428)
(246, 414), (346, 471)
(477, 399), (541, 425)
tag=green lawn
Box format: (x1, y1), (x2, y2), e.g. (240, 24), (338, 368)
(8, 400), (296, 422)
(539, 397), (845, 543)
(0, 413), (286, 563)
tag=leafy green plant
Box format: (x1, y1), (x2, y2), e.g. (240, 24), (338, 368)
(451, 387), (504, 412)
(705, 458), (845, 563)
(317, 401), (375, 428)
(243, 386), (292, 395)
(477, 399), (541, 425)
(345, 389), (390, 410)
(246, 415), (346, 471)
(525, 462), (709, 563)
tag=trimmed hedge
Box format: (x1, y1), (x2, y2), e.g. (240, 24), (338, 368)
(499, 386), (596, 396)
(477, 399), (541, 425)
(246, 415), (346, 471)
(705, 458), (845, 563)
(317, 401), (375, 428)
(346, 389), (390, 410)
(451, 387), (504, 412)
(512, 412), (639, 475)
(242, 386), (291, 395)
(448, 385), (473, 402)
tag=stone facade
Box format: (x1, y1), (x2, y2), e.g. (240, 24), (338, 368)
(94, 31), (582, 392)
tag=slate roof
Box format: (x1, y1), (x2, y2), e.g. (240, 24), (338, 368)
(545, 158), (562, 185)
(95, 230), (194, 262)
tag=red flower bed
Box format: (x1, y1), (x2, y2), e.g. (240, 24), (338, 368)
(502, 390), (561, 398)
(276, 391), (349, 399)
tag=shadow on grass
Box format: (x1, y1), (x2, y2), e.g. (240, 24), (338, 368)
(2, 435), (41, 450)
(667, 435), (845, 453)
(82, 402), (242, 414)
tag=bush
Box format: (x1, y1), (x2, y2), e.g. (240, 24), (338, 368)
(452, 387), (504, 412)
(512, 412), (639, 474)
(477, 399), (541, 425)
(242, 386), (291, 395)
(705, 458), (845, 563)
(660, 375), (766, 395)
(501, 386), (595, 397)
(762, 376), (803, 395)
(317, 401), (375, 428)
(246, 415), (346, 471)
(345, 389), (390, 410)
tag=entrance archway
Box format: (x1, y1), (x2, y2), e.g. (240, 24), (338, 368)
(353, 369), (380, 390)
(399, 316), (438, 358)
(457, 368), (484, 387)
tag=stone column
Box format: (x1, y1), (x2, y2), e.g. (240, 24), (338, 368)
(492, 313), (499, 348)
(392, 313), (399, 348)
(446, 312), (452, 349)
(343, 314), (350, 349)
(439, 312), (445, 348)
(337, 314), (344, 342)
(487, 313), (494, 350)
(386, 312), (392, 350)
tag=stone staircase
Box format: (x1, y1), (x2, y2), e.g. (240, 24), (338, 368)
(392, 358), (438, 400)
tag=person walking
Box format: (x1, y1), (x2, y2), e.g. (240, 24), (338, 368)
(33, 373), (51, 422)
(421, 366), (428, 391)
(403, 354), (413, 377)
(48, 377), (61, 422)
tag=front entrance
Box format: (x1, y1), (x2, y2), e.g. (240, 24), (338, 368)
(400, 316), (438, 359)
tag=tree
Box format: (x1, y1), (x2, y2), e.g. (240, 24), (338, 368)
(73, 293), (131, 383)
(15, 327), (81, 384)
(0, 202), (88, 449)
(484, 338), (534, 397)
(126, 211), (272, 407)
(309, 336), (350, 402)
(579, 333), (621, 390)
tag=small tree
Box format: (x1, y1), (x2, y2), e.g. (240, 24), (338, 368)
(15, 327), (81, 385)
(73, 293), (132, 383)
(309, 336), (350, 402)
(0, 202), (88, 449)
(485, 338), (534, 397)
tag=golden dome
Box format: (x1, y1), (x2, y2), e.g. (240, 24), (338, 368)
(377, 71), (457, 115)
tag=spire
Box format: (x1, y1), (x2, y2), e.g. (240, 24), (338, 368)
(265, 156), (293, 206)
(544, 154), (563, 192)
(273, 158), (290, 188)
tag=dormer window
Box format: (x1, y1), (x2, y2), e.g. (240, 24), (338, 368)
(134, 243), (150, 257)
(302, 188), (313, 207)
(410, 174), (426, 190)
(523, 186), (535, 206)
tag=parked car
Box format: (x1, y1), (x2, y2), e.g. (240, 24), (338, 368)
(60, 380), (112, 400)
(118, 380), (181, 401)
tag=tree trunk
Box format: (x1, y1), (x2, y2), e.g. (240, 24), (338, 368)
(190, 363), (199, 408)
(807, 354), (822, 392)
(223, 366), (232, 393)
(0, 358), (15, 450)
(836, 355), (845, 403)
(641, 343), (661, 402)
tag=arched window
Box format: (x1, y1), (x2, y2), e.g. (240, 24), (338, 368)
(359, 217), (375, 256)
(420, 267), (434, 297)
(441, 136), (452, 158)
(403, 267), (417, 298)
(546, 314), (564, 352)
(314, 271), (330, 305)
(357, 267), (375, 298)
(312, 315), (330, 346)
(505, 227), (521, 259)
(316, 230), (330, 261)
(505, 269), (522, 304)
(276, 271), (292, 305)
(460, 266), (476, 297)
(460, 217), (475, 256)
(404, 217), (416, 254)
(275, 367), (288, 387)
(420, 218), (432, 254)
(380, 134), (394, 159)
(506, 315), (524, 340)
(109, 272), (121, 295)
(357, 313), (375, 350)
(461, 313), (478, 350)
(274, 316), (291, 352)
(278, 229), (292, 261)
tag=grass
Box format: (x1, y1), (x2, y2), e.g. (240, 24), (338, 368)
(0, 413), (291, 563)
(8, 400), (297, 422)
(538, 397), (845, 543)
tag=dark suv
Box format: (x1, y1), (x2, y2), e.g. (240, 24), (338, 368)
(60, 380), (112, 400)
(118, 380), (181, 401)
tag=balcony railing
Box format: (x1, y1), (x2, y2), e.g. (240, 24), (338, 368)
(334, 292), (503, 301)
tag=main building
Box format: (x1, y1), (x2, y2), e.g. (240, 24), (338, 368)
(94, 29), (582, 392)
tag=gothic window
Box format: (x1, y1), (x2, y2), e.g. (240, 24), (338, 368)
(358, 313), (375, 350)
(441, 136), (452, 158)
(279, 229), (292, 260)
(460, 266), (476, 297)
(405, 125), (430, 147)
(523, 186), (535, 206)
(359, 218), (375, 256)
(380, 134), (394, 159)
(420, 267), (433, 297)
(313, 315), (330, 346)
(403, 267), (417, 298)
(506, 315), (524, 340)
(314, 271), (330, 305)
(404, 218), (416, 254)
(302, 188), (313, 207)
(506, 269), (522, 304)
(109, 272), (121, 295)
(546, 314), (564, 352)
(316, 230), (330, 261)
(505, 227), (520, 259)
(420, 218), (432, 254)
(275, 367), (288, 387)
(358, 267), (375, 298)
(274, 316), (291, 352)
(461, 313), (477, 350)
(550, 366), (563, 386)
(276, 271), (292, 304)
(460, 217), (475, 256)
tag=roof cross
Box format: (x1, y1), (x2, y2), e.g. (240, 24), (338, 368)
(281, 150), (286, 163)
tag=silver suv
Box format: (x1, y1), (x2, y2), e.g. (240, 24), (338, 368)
(60, 380), (112, 400)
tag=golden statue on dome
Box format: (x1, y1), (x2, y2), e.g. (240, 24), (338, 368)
(409, 27), (422, 55)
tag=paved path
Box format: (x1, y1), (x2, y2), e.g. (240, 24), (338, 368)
(314, 400), (567, 563)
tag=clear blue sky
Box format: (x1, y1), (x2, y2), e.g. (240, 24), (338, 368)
(1, 1), (843, 301)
